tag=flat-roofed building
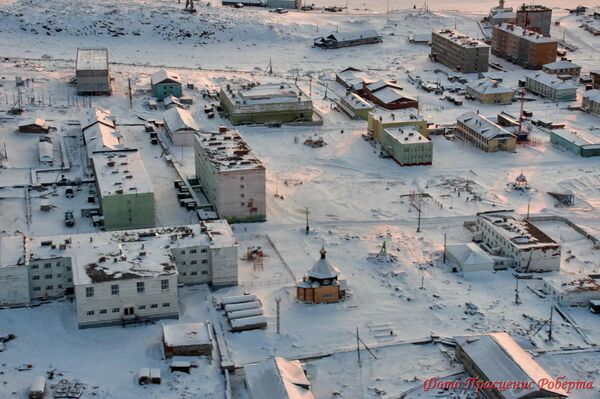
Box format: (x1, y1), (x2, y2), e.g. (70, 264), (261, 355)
(338, 92), (373, 120)
(475, 210), (561, 272)
(542, 60), (582, 77)
(0, 236), (30, 307)
(91, 150), (155, 231)
(492, 24), (557, 69)
(220, 83), (313, 125)
(465, 78), (514, 104)
(195, 127), (266, 223)
(582, 89), (600, 116)
(455, 112), (517, 152)
(516, 4), (552, 36)
(76, 48), (110, 95)
(549, 127), (600, 158)
(455, 332), (568, 399)
(543, 274), (600, 306)
(431, 29), (489, 73)
(525, 72), (577, 102)
(378, 126), (432, 166)
(367, 109), (427, 141)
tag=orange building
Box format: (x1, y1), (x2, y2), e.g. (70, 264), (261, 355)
(296, 247), (346, 304)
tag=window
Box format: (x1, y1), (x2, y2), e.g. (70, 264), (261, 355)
(45, 274), (52, 279)
(181, 272), (187, 276)
(86, 310), (95, 316)
(181, 250), (186, 255)
(31, 264), (39, 270)
(32, 275), (40, 280)
(57, 285), (63, 289)
(201, 248), (208, 253)
(99, 309), (107, 315)
(200, 270), (208, 275)
(162, 303), (170, 308)
(191, 271), (197, 276)
(137, 282), (145, 293)
(201, 259), (208, 264)
(240, 194), (245, 198)
(46, 285), (54, 290)
(161, 280), (169, 290)
(33, 286), (41, 292)
(150, 304), (158, 309)
(44, 263), (51, 269)
(190, 249), (197, 254)
(67, 266), (72, 271)
(56, 273), (62, 278)
(241, 202), (245, 207)
(112, 308), (120, 313)
(240, 176), (244, 181)
(191, 260), (197, 265)
(86, 287), (94, 297)
(67, 278), (72, 283)
(181, 261), (187, 266)
(111, 284), (119, 295)
(240, 184), (244, 189)
(138, 305), (146, 310)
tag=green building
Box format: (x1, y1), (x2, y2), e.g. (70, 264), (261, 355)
(378, 126), (433, 166)
(550, 128), (600, 158)
(91, 150), (155, 231)
(338, 93), (373, 120)
(220, 83), (313, 125)
(367, 109), (428, 141)
(151, 69), (183, 101)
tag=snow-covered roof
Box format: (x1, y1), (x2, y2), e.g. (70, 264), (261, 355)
(495, 24), (557, 44)
(433, 29), (489, 49)
(19, 118), (48, 129)
(446, 243), (494, 267)
(230, 315), (267, 329)
(543, 274), (600, 295)
(369, 109), (423, 124)
(477, 210), (559, 249)
(151, 69), (182, 85)
(466, 78), (513, 95)
(84, 123), (125, 158)
(195, 128), (264, 172)
(0, 236), (24, 268)
(583, 89), (600, 103)
(371, 86), (415, 105)
(551, 127), (600, 147)
(322, 29), (381, 42)
(366, 80), (401, 93)
(457, 112), (516, 140)
(341, 93), (373, 110)
(307, 247), (340, 280)
(221, 83), (313, 114)
(163, 107), (199, 133)
(383, 126), (430, 144)
(336, 68), (374, 90)
(455, 333), (568, 399)
(163, 322), (212, 348)
(38, 140), (53, 162)
(91, 150), (153, 197)
(543, 60), (581, 70)
(244, 357), (314, 399)
(76, 48), (108, 71)
(527, 72), (577, 91)
(81, 108), (114, 131)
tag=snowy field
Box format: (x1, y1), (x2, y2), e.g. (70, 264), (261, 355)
(1, 0), (600, 398)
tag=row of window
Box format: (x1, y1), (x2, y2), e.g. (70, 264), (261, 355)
(179, 259), (208, 266)
(179, 248), (208, 255)
(31, 262), (70, 270)
(32, 273), (69, 281)
(85, 302), (171, 316)
(32, 285), (63, 292)
(85, 280), (170, 298)
(180, 270), (209, 277)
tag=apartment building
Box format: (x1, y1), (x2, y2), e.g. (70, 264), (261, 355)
(431, 29), (489, 73)
(492, 24), (557, 69)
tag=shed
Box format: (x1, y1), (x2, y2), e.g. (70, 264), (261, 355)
(221, 294), (258, 307)
(223, 300), (262, 313)
(29, 376), (46, 399)
(162, 322), (213, 358)
(150, 368), (161, 384)
(19, 118), (49, 133)
(138, 368), (150, 385)
(230, 315), (267, 332)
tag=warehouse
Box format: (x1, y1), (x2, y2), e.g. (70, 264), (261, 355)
(549, 127), (600, 158)
(543, 274), (600, 306)
(364, 80), (418, 110)
(378, 126), (433, 166)
(313, 29), (382, 49)
(475, 210), (561, 273)
(195, 127), (266, 223)
(455, 112), (517, 152)
(220, 83), (313, 125)
(446, 243), (495, 272)
(76, 48), (110, 95)
(455, 332), (568, 399)
(525, 72), (577, 102)
(465, 78), (514, 105)
(431, 29), (489, 73)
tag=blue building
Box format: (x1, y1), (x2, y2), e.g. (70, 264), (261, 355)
(151, 69), (183, 101)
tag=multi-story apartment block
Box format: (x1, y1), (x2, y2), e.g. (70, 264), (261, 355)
(516, 4), (552, 36)
(431, 29), (489, 73)
(492, 24), (557, 69)
(525, 72), (577, 102)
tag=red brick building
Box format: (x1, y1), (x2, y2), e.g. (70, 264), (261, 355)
(492, 23), (557, 69)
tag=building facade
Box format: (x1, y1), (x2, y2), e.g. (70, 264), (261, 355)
(549, 127), (600, 158)
(338, 92), (373, 120)
(220, 83), (313, 125)
(195, 127), (266, 223)
(313, 30), (382, 49)
(297, 247), (346, 304)
(582, 89), (600, 115)
(543, 275), (600, 306)
(465, 78), (514, 104)
(542, 60), (582, 77)
(455, 112), (517, 152)
(163, 107), (199, 146)
(151, 69), (183, 100)
(492, 24), (557, 69)
(378, 126), (433, 166)
(367, 109), (428, 141)
(525, 72), (577, 102)
(516, 4), (552, 36)
(76, 48), (110, 95)
(431, 29), (489, 73)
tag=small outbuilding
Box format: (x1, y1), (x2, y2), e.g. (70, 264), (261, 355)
(28, 376), (46, 399)
(19, 118), (49, 133)
(151, 69), (183, 100)
(244, 357), (315, 399)
(446, 243), (494, 272)
(162, 322), (213, 358)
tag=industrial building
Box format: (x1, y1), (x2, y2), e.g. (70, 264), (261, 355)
(549, 127), (600, 158)
(194, 127), (266, 223)
(91, 150), (155, 231)
(430, 29), (489, 73)
(338, 92), (373, 120)
(542, 60), (582, 78)
(313, 30), (382, 49)
(163, 107), (199, 146)
(297, 246), (346, 304)
(525, 72), (577, 102)
(220, 83), (313, 125)
(492, 24), (557, 69)
(582, 89), (600, 115)
(455, 112), (517, 152)
(378, 126), (433, 166)
(516, 4), (552, 36)
(455, 332), (568, 399)
(244, 357), (315, 399)
(363, 80), (418, 110)
(543, 274), (600, 306)
(0, 223), (239, 326)
(367, 109), (427, 141)
(150, 69), (183, 100)
(75, 48), (110, 95)
(474, 210), (561, 273)
(465, 78), (514, 104)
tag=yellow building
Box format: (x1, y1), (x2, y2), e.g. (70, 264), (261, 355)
(297, 247), (346, 304)
(367, 109), (428, 141)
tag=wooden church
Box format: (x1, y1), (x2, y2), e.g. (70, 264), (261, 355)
(296, 246), (346, 304)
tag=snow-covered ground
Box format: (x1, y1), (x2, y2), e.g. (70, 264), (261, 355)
(1, 0), (600, 398)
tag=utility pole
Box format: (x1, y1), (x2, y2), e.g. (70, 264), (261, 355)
(387, 0), (390, 14)
(323, 83), (328, 100)
(276, 297), (281, 334)
(514, 277), (521, 305)
(128, 77), (133, 109)
(356, 327), (361, 365)
(410, 193), (422, 233)
(548, 307), (553, 341)
(443, 233), (447, 263)
(304, 207), (310, 235)
(420, 272), (424, 289)
(526, 197), (531, 219)
(309, 77), (312, 97)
